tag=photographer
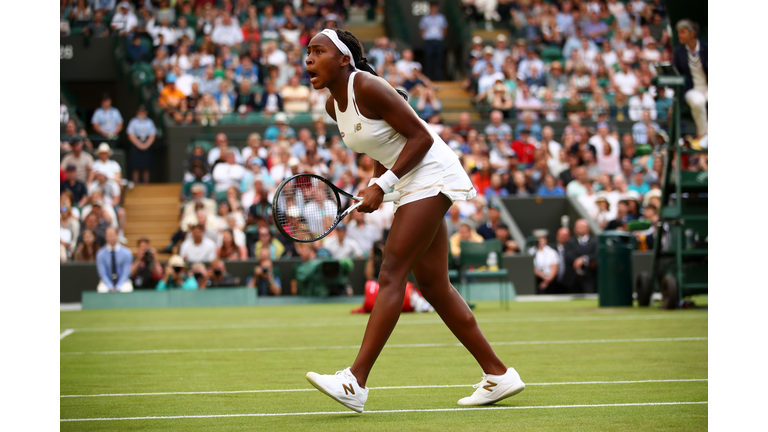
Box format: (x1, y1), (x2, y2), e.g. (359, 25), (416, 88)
(130, 237), (163, 289)
(247, 249), (282, 296)
(205, 259), (239, 288)
(189, 263), (210, 288)
(156, 255), (198, 290)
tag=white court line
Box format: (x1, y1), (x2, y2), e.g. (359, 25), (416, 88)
(60, 401), (708, 422)
(60, 336), (708, 356)
(60, 329), (75, 340)
(68, 314), (706, 333)
(60, 378), (708, 398)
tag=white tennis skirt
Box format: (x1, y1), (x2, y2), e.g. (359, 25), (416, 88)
(393, 159), (477, 212)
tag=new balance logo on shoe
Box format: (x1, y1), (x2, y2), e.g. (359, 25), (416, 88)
(342, 384), (355, 395)
(483, 381), (498, 392)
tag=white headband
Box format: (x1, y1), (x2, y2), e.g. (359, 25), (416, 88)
(320, 29), (355, 69)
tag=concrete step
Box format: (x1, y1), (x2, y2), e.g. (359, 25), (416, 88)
(472, 29), (512, 43)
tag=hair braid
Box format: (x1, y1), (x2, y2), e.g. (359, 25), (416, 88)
(334, 29), (409, 101)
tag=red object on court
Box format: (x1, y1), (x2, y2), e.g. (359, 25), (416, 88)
(352, 280), (416, 313)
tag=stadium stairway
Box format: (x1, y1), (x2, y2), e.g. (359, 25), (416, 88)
(122, 183), (181, 262)
(434, 81), (480, 122)
(345, 6), (385, 42)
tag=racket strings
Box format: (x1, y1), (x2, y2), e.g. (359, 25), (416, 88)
(275, 177), (340, 241)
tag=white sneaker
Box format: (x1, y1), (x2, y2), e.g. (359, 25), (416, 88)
(306, 367), (369, 413)
(457, 367), (525, 406)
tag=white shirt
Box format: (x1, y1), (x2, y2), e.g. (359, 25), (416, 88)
(212, 162), (247, 192)
(613, 70), (638, 96)
(147, 20), (176, 46)
(92, 160), (121, 180)
(628, 93), (658, 121)
(265, 49), (287, 67)
(477, 72), (505, 95)
(208, 147), (243, 166)
(60, 226), (73, 244)
(304, 200), (338, 236)
(175, 72), (195, 96)
(323, 234), (364, 259)
(179, 237), (217, 263)
(533, 245), (559, 276)
(211, 22), (244, 46)
(111, 11), (137, 34)
(88, 180), (121, 206)
(578, 193), (600, 219)
(395, 59), (422, 78)
(686, 40), (707, 92)
(346, 221), (382, 253)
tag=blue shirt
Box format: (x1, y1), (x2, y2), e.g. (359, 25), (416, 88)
(96, 245), (133, 290)
(537, 185), (566, 197)
(235, 64), (259, 84)
(264, 125), (296, 142)
(419, 13), (447, 41)
(91, 107), (123, 135)
(484, 187), (510, 199)
(632, 121), (660, 145)
(126, 117), (157, 141)
(629, 183), (650, 196)
(514, 122), (543, 141)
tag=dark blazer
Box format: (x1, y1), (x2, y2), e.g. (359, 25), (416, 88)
(259, 92), (284, 112)
(562, 236), (598, 288)
(672, 41), (708, 94)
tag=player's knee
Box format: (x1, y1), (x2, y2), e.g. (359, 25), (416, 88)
(685, 90), (706, 107)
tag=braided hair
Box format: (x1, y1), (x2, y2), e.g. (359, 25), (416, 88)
(334, 29), (409, 101)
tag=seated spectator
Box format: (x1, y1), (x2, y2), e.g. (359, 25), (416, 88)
(212, 12), (244, 48)
(218, 228), (247, 261)
(508, 170), (533, 197)
(347, 210), (382, 253)
(562, 88), (586, 118)
(61, 119), (93, 152)
(158, 75), (186, 110)
(449, 221), (484, 257)
(96, 227), (134, 293)
(445, 203), (467, 237)
(69, 0), (92, 22)
(628, 87), (657, 121)
(74, 228), (99, 263)
(594, 192), (615, 229)
(196, 93), (220, 126)
(260, 81), (284, 116)
(212, 151), (246, 194)
(586, 89), (610, 120)
(541, 89), (562, 121)
(179, 224), (217, 263)
(632, 110), (661, 145)
(111, 1), (137, 36)
(235, 79), (260, 113)
(515, 112), (543, 141)
(60, 165), (88, 208)
(91, 94), (123, 139)
(282, 75), (311, 113)
(172, 98), (195, 125)
(531, 229), (559, 294)
(451, 112), (477, 140)
(78, 212), (108, 248)
(566, 166), (591, 198)
(613, 62), (639, 96)
(537, 173), (565, 197)
(156, 255), (198, 290)
(206, 259), (240, 288)
(323, 223), (364, 259)
(84, 10), (109, 37)
(253, 227), (284, 260)
(545, 61), (569, 98)
(208, 133), (243, 166)
(511, 130), (536, 167)
(514, 86), (543, 120)
(477, 203), (504, 240)
(629, 166), (651, 197)
(496, 223), (519, 255)
(182, 184), (216, 220)
(483, 173), (510, 199)
(248, 249), (282, 296)
(484, 110), (512, 138)
(264, 112), (296, 142)
(90, 143), (122, 185)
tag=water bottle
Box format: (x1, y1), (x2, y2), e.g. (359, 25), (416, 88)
(561, 215), (569, 228)
(487, 251), (499, 271)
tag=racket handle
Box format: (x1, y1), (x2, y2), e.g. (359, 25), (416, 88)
(350, 191), (401, 203)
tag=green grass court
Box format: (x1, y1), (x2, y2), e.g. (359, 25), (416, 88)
(60, 299), (708, 431)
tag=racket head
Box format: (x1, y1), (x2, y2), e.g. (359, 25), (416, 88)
(272, 174), (345, 243)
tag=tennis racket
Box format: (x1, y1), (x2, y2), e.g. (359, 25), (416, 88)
(272, 173), (401, 243)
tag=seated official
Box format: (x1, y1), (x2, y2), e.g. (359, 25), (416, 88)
(96, 227), (134, 293)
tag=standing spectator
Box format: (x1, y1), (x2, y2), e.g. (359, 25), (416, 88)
(419, 2), (448, 81)
(126, 105), (157, 184)
(553, 227), (571, 293)
(179, 224), (217, 263)
(248, 249), (282, 296)
(91, 94), (123, 140)
(96, 227), (134, 293)
(673, 19), (708, 146)
(531, 229), (559, 294)
(156, 255), (198, 290)
(564, 219), (598, 294)
(130, 237), (163, 289)
(60, 165), (89, 208)
(111, 2), (137, 36)
(323, 223), (364, 259)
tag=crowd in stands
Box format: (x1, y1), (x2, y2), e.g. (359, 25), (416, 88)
(60, 0), (707, 297)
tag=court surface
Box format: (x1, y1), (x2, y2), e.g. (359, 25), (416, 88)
(60, 298), (708, 431)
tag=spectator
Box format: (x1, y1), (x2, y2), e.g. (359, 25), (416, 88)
(60, 201), (80, 252)
(589, 122), (621, 174)
(564, 219), (597, 293)
(196, 93), (220, 126)
(586, 88), (610, 120)
(445, 203), (467, 237)
(126, 105), (157, 184)
(91, 94), (123, 140)
(148, 16), (176, 47)
(61, 119), (93, 152)
(264, 113), (295, 142)
(323, 223), (364, 259)
(206, 259), (240, 288)
(182, 184), (216, 220)
(545, 61), (569, 98)
(419, 2), (448, 81)
(514, 86), (543, 120)
(248, 249), (282, 296)
(484, 110), (512, 138)
(158, 74), (186, 110)
(672, 19), (708, 146)
(451, 112), (476, 140)
(476, 203), (504, 240)
(212, 150), (246, 194)
(96, 227), (134, 293)
(632, 110), (661, 145)
(74, 229), (99, 263)
(511, 130), (536, 167)
(347, 210), (382, 254)
(234, 79), (260, 113)
(566, 166), (591, 198)
(174, 15), (195, 42)
(508, 170), (533, 197)
(260, 81), (285, 116)
(483, 173), (510, 199)
(253, 226), (284, 260)
(541, 89), (562, 121)
(552, 227), (571, 292)
(282, 75), (310, 113)
(69, 0), (92, 22)
(495, 223), (519, 255)
(130, 237), (163, 289)
(179, 224), (217, 263)
(537, 173), (565, 197)
(515, 112), (543, 141)
(156, 255), (198, 290)
(207, 133), (243, 166)
(217, 228), (246, 261)
(531, 229), (559, 294)
(78, 212), (108, 248)
(613, 62), (639, 96)
(60, 165), (89, 208)
(111, 1), (137, 36)
(628, 87), (657, 121)
(594, 192), (615, 229)
(84, 11), (109, 37)
(562, 88), (586, 117)
(629, 166), (651, 197)
(449, 221), (484, 258)
(200, 67), (222, 96)
(90, 143), (122, 185)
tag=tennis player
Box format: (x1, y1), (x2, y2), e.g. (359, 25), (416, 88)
(304, 29), (525, 412)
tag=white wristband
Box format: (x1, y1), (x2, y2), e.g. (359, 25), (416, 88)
(368, 177), (378, 187)
(374, 170), (399, 193)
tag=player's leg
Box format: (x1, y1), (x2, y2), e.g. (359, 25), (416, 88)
(411, 216), (507, 376)
(348, 194), (453, 387)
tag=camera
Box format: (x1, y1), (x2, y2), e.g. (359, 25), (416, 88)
(213, 269), (222, 276)
(262, 266), (269, 273)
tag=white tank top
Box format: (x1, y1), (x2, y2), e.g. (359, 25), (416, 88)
(333, 71), (458, 173)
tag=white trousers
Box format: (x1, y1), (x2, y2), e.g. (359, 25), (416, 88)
(97, 280), (134, 293)
(685, 87), (708, 136)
